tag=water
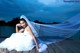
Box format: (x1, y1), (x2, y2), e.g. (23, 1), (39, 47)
(0, 26), (15, 38)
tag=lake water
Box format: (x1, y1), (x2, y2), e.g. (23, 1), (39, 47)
(0, 26), (15, 38)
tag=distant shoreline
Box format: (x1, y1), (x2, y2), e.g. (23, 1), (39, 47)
(0, 17), (60, 26)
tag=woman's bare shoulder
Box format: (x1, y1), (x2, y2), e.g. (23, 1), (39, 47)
(25, 26), (30, 29)
(25, 26), (31, 31)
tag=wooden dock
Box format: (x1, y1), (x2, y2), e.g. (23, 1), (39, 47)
(0, 38), (80, 53)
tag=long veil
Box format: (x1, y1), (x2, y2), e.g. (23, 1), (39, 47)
(20, 13), (80, 44)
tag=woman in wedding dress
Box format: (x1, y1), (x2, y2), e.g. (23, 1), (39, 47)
(0, 16), (47, 52)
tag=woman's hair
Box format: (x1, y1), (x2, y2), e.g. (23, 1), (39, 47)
(20, 18), (27, 23)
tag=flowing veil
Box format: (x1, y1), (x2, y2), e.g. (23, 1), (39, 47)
(20, 13), (80, 44)
(20, 15), (39, 37)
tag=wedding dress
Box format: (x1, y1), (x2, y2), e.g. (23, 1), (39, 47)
(0, 28), (47, 52)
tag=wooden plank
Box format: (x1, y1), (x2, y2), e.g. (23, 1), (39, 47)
(3, 48), (9, 53)
(0, 48), (3, 53)
(47, 44), (55, 53)
(16, 51), (23, 53)
(0, 38), (80, 53)
(23, 51), (29, 53)
(0, 48), (9, 53)
(68, 41), (80, 53)
(58, 40), (80, 53)
(9, 50), (17, 53)
(30, 47), (36, 53)
(35, 47), (39, 53)
(51, 43), (62, 53)
(69, 40), (80, 49)
(57, 41), (73, 53)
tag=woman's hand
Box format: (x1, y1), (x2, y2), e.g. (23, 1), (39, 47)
(36, 45), (39, 50)
(16, 23), (21, 33)
(16, 23), (21, 27)
(19, 29), (24, 33)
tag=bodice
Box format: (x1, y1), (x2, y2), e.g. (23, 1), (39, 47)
(23, 29), (31, 36)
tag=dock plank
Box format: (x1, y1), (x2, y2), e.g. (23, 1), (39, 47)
(58, 40), (80, 53)
(0, 38), (80, 53)
(16, 51), (23, 53)
(30, 47), (36, 53)
(0, 48), (9, 53)
(47, 44), (55, 53)
(23, 51), (29, 53)
(51, 44), (62, 53)
(9, 50), (16, 53)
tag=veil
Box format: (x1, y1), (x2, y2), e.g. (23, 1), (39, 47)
(20, 13), (80, 44)
(20, 15), (39, 37)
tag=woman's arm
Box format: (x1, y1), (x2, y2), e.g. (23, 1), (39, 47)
(26, 26), (39, 50)
(16, 24), (24, 33)
(16, 24), (19, 33)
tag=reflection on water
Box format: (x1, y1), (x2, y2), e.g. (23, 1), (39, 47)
(0, 26), (15, 38)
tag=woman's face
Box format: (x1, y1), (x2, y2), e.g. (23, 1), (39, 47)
(20, 20), (27, 28)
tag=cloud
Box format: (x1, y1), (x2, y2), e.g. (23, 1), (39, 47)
(38, 0), (66, 6)
(38, 0), (80, 7)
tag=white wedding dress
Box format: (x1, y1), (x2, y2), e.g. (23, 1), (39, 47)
(0, 29), (48, 52)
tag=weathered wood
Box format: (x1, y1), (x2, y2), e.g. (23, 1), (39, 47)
(23, 51), (29, 53)
(68, 40), (80, 48)
(16, 51), (23, 53)
(58, 40), (80, 53)
(51, 43), (63, 53)
(30, 47), (36, 53)
(0, 48), (9, 53)
(57, 41), (73, 53)
(47, 44), (55, 53)
(35, 47), (39, 53)
(9, 50), (17, 53)
(0, 38), (80, 53)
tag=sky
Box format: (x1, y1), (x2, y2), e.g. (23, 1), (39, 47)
(0, 0), (80, 23)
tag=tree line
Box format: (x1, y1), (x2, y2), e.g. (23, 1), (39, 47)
(0, 17), (60, 26)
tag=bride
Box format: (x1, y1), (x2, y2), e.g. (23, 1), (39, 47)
(0, 15), (47, 52)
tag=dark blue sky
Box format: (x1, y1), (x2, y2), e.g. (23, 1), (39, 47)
(0, 0), (80, 23)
